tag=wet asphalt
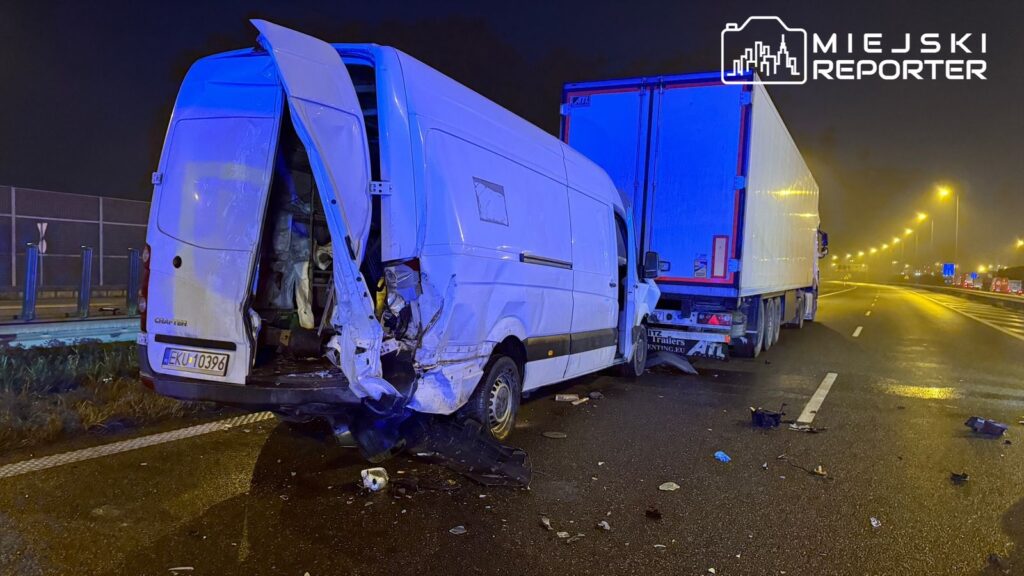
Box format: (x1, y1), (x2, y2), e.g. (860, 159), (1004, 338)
(2, 282), (1024, 575)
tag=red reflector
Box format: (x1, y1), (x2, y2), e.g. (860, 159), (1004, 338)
(707, 314), (724, 326)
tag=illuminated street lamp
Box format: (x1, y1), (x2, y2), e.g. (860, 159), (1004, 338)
(882, 243), (889, 250)
(870, 247), (878, 254)
(857, 250), (865, 257)
(904, 228), (913, 237)
(916, 212), (928, 223)
(892, 237), (900, 244)
(937, 185), (960, 263)
(1016, 238), (1024, 249)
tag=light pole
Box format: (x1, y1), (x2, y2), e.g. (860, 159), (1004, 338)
(937, 186), (959, 263)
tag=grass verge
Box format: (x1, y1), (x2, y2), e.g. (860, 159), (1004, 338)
(0, 342), (213, 454)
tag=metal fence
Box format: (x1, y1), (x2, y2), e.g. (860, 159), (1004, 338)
(0, 185), (149, 290)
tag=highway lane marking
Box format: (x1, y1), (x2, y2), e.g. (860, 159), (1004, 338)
(0, 412), (275, 481)
(819, 286), (858, 298)
(852, 326), (863, 338)
(865, 311), (872, 316)
(796, 372), (839, 425)
(909, 289), (1024, 343)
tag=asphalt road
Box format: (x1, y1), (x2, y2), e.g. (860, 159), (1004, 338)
(0, 297), (128, 321)
(2, 282), (1024, 575)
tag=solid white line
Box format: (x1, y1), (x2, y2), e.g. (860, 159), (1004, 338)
(796, 372), (839, 425)
(909, 289), (1024, 344)
(852, 326), (863, 338)
(865, 311), (872, 316)
(818, 286), (857, 299)
(0, 412), (275, 481)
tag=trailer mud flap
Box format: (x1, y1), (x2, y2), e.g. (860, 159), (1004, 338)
(647, 327), (728, 360)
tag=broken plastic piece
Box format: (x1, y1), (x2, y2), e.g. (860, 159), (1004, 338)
(965, 416), (1008, 437)
(449, 525), (467, 535)
(360, 467), (389, 491)
(645, 350), (698, 375)
(597, 520), (611, 531)
(571, 397), (589, 406)
(869, 517), (881, 529)
(555, 394), (580, 402)
(658, 481), (680, 491)
(751, 405), (785, 428)
(542, 431), (567, 439)
(404, 416), (532, 487)
(540, 516), (553, 531)
(714, 451), (731, 463)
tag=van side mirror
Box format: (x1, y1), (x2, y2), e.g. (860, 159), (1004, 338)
(643, 252), (662, 279)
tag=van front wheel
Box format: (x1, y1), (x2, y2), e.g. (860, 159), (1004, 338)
(619, 326), (648, 378)
(459, 355), (521, 441)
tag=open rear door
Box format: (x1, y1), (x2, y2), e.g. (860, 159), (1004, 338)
(252, 19), (394, 401)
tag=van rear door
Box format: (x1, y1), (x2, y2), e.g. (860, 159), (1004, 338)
(252, 20), (394, 400)
(146, 53), (282, 385)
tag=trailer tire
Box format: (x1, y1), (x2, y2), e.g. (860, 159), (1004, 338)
(763, 298), (776, 351)
(794, 294), (805, 329)
(733, 299), (765, 358)
(618, 325), (648, 378)
(459, 355), (521, 442)
(771, 298), (782, 345)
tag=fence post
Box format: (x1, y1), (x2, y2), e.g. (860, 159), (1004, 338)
(77, 246), (93, 318)
(21, 243), (40, 321)
(126, 248), (140, 316)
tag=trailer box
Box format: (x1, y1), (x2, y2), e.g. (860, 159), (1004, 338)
(562, 72), (823, 359)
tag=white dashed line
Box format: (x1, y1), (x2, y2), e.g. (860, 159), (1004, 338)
(796, 372), (839, 425)
(0, 412), (275, 481)
(852, 326), (863, 338)
(819, 286), (858, 298)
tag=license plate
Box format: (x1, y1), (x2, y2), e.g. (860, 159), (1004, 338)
(161, 348), (229, 376)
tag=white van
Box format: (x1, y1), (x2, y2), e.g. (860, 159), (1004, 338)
(138, 21), (659, 455)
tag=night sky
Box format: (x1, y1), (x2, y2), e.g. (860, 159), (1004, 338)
(2, 0), (1021, 266)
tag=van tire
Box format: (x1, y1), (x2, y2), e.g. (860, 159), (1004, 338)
(459, 355), (521, 442)
(619, 325), (648, 378)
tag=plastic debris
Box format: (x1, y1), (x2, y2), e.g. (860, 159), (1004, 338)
(708, 569), (717, 575)
(965, 416), (1008, 437)
(870, 517), (881, 529)
(449, 525), (467, 535)
(167, 569), (194, 573)
(789, 423), (827, 433)
(950, 471), (969, 485)
(571, 397), (590, 406)
(542, 431), (567, 439)
(589, 391), (605, 400)
(714, 451), (731, 463)
(653, 544), (667, 550)
(597, 520), (611, 531)
(751, 405), (786, 428)
(658, 481), (681, 491)
(540, 516), (553, 531)
(645, 505), (663, 520)
(646, 350), (698, 375)
(813, 465), (827, 477)
(762, 462), (768, 470)
(360, 467), (389, 492)
(556, 531), (570, 539)
(555, 394), (580, 402)
(565, 533), (585, 544)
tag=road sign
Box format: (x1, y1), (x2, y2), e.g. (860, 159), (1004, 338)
(942, 263), (955, 277)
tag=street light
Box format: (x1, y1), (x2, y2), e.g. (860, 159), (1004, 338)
(870, 247), (878, 254)
(1016, 238), (1024, 249)
(937, 185), (960, 263)
(904, 228), (913, 237)
(916, 212), (928, 223)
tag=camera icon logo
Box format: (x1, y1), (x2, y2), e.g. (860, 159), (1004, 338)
(721, 16), (808, 85)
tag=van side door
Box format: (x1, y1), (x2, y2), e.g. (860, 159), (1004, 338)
(564, 189), (619, 377)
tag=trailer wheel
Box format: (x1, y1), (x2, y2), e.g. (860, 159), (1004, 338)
(618, 325), (648, 378)
(771, 298), (782, 345)
(794, 294), (806, 329)
(733, 299), (765, 358)
(459, 355), (521, 441)
(763, 298), (776, 351)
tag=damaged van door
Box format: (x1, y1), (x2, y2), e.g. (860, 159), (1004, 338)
(253, 20), (394, 402)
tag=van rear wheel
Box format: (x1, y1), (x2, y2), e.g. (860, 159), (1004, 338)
(459, 355), (521, 441)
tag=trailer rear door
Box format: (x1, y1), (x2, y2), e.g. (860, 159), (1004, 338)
(647, 81), (748, 287)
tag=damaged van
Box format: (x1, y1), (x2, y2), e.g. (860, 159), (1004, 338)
(138, 20), (659, 459)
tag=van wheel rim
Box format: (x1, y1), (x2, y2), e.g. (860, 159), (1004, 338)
(488, 369), (515, 437)
(634, 331), (647, 373)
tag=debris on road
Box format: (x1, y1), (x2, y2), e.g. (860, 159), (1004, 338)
(789, 423), (827, 433)
(361, 467), (389, 492)
(950, 471), (970, 485)
(714, 451), (731, 463)
(762, 462), (768, 470)
(965, 416), (1008, 437)
(645, 505), (663, 520)
(565, 533), (586, 544)
(540, 516), (554, 531)
(870, 517), (882, 529)
(405, 417), (532, 487)
(449, 525), (467, 535)
(658, 481), (681, 491)
(646, 350), (698, 375)
(751, 405), (785, 428)
(571, 397), (590, 406)
(168, 568), (194, 573)
(813, 465), (827, 477)
(653, 544), (667, 550)
(597, 520), (611, 531)
(556, 531), (570, 539)
(542, 431), (568, 439)
(589, 391), (604, 400)
(555, 394), (580, 402)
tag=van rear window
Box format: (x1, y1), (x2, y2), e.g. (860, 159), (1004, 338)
(156, 117), (277, 251)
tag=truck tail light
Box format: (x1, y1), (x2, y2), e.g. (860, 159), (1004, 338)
(697, 312), (732, 326)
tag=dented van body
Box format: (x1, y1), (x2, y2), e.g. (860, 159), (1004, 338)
(137, 21), (658, 452)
